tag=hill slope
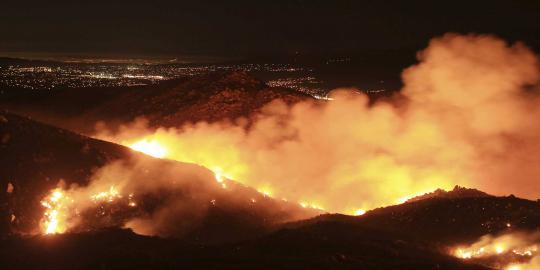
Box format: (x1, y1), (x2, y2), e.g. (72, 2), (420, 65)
(0, 111), (316, 242)
(0, 111), (513, 269)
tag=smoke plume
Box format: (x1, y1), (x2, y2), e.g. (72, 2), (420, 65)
(94, 34), (540, 214)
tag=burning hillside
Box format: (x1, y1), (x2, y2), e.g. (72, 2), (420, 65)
(88, 34), (540, 216)
(2, 33), (540, 270)
(0, 111), (318, 243)
(451, 231), (540, 270)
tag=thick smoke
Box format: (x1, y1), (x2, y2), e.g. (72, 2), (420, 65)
(95, 34), (540, 214)
(45, 156), (315, 238)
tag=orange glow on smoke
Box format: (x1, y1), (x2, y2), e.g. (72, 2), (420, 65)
(90, 186), (121, 203)
(90, 34), (540, 219)
(120, 130), (453, 214)
(37, 34), (540, 241)
(455, 243), (537, 259)
(126, 139), (334, 211)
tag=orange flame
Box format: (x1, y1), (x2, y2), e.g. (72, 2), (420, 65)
(40, 188), (69, 234)
(39, 185), (137, 235)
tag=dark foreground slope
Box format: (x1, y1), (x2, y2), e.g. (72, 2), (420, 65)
(0, 111), (316, 242)
(0, 111), (130, 234)
(288, 186), (540, 247)
(0, 71), (312, 133)
(0, 227), (490, 270)
(0, 187), (499, 270)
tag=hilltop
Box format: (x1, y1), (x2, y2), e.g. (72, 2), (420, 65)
(0, 71), (313, 133)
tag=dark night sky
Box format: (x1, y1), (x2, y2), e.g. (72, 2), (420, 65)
(1, 0), (539, 60)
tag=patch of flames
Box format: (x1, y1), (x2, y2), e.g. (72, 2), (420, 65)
(39, 186), (137, 235)
(453, 232), (540, 270)
(40, 188), (70, 234)
(454, 241), (537, 260)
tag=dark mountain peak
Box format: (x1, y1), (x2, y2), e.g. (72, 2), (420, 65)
(215, 70), (266, 91)
(116, 70), (310, 128)
(406, 186), (491, 203)
(171, 70), (267, 95)
(0, 71), (313, 132)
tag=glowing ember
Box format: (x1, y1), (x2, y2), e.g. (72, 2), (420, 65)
(128, 139), (167, 158)
(86, 34), (540, 218)
(116, 131), (453, 216)
(128, 193), (137, 207)
(6, 182), (14, 193)
(105, 127), (457, 215)
(453, 232), (540, 270)
(454, 247), (484, 259)
(90, 186), (121, 203)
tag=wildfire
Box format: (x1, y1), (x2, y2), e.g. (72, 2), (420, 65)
(354, 209), (366, 216)
(90, 186), (121, 203)
(128, 139), (167, 158)
(121, 134), (445, 215)
(39, 185), (137, 235)
(40, 188), (70, 234)
(454, 242), (537, 260)
(453, 232), (540, 270)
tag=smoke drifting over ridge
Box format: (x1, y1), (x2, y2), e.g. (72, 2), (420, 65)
(94, 34), (540, 214)
(39, 156), (315, 238)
